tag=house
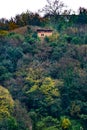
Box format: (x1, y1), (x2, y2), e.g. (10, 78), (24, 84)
(37, 28), (53, 38)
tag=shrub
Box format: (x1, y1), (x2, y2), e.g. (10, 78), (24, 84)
(0, 30), (8, 36)
(36, 116), (60, 130)
(61, 117), (71, 129)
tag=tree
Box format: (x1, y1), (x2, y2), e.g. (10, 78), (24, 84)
(0, 116), (18, 130)
(77, 7), (87, 24)
(13, 100), (32, 130)
(0, 85), (14, 119)
(24, 67), (63, 118)
(8, 18), (18, 30)
(61, 117), (71, 129)
(41, 0), (65, 16)
(0, 18), (9, 30)
(36, 116), (61, 130)
(0, 65), (12, 85)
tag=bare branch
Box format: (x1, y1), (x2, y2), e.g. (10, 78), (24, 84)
(40, 0), (66, 16)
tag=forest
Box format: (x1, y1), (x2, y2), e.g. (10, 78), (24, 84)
(0, 0), (87, 130)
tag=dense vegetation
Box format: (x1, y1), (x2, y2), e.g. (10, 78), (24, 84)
(0, 4), (87, 130)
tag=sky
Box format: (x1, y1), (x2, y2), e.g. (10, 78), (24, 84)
(0, 0), (87, 19)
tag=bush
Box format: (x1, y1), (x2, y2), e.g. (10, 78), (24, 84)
(36, 116), (60, 130)
(71, 120), (83, 130)
(71, 36), (82, 44)
(0, 30), (8, 36)
(0, 117), (18, 130)
(0, 85), (14, 119)
(61, 117), (71, 129)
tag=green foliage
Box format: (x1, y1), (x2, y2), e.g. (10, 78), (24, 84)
(7, 32), (24, 45)
(71, 120), (83, 130)
(0, 11), (87, 130)
(28, 76), (62, 105)
(0, 65), (12, 82)
(1, 59), (14, 72)
(24, 67), (63, 118)
(70, 101), (81, 117)
(0, 30), (8, 36)
(26, 68), (63, 103)
(36, 116), (61, 130)
(13, 100), (32, 130)
(50, 41), (67, 61)
(0, 117), (18, 130)
(24, 31), (40, 46)
(0, 85), (14, 119)
(7, 32), (24, 40)
(46, 32), (59, 42)
(71, 36), (82, 44)
(61, 117), (71, 129)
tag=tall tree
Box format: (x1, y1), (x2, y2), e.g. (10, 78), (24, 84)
(0, 85), (14, 119)
(77, 7), (87, 24)
(41, 0), (65, 16)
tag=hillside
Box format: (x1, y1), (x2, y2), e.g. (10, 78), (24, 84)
(9, 25), (43, 35)
(0, 14), (87, 130)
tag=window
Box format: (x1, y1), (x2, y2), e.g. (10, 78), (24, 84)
(41, 34), (44, 37)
